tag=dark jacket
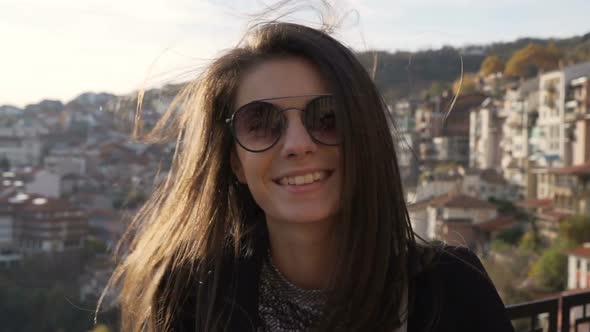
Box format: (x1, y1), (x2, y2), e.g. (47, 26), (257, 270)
(174, 245), (516, 332)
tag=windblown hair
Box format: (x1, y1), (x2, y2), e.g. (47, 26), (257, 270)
(98, 21), (418, 331)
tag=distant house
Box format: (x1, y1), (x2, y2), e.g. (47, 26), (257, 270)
(500, 78), (539, 196)
(0, 118), (45, 167)
(531, 63), (590, 166)
(475, 215), (518, 250)
(44, 147), (87, 177)
(469, 98), (504, 170)
(519, 162), (590, 243)
(24, 169), (61, 198)
(408, 191), (498, 251)
(390, 100), (419, 185)
(433, 135), (470, 165)
(414, 171), (462, 202)
(0, 192), (88, 254)
(462, 168), (520, 201)
(0, 194), (22, 268)
(567, 243), (590, 290)
(517, 197), (568, 242)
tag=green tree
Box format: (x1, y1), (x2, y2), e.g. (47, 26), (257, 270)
(559, 215), (590, 246)
(504, 43), (563, 78)
(529, 247), (567, 291)
(452, 72), (479, 95)
(519, 229), (542, 253)
(496, 228), (524, 245)
(89, 324), (112, 332)
(480, 55), (505, 76)
(482, 247), (539, 305)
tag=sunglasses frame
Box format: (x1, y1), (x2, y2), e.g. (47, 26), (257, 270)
(225, 94), (340, 153)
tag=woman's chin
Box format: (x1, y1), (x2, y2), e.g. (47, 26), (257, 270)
(267, 211), (337, 226)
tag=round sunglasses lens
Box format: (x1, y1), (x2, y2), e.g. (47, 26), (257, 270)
(233, 102), (282, 151)
(304, 96), (340, 145)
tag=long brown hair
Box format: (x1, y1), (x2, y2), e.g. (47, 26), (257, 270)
(98, 21), (418, 331)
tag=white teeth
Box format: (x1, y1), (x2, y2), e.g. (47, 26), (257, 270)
(295, 176), (304, 185)
(278, 171), (328, 186)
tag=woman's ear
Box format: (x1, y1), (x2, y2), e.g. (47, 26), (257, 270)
(230, 150), (246, 183)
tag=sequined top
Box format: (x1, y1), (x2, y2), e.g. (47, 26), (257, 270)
(257, 254), (408, 332)
(257, 254), (327, 331)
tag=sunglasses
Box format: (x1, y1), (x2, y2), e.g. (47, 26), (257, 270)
(226, 94), (341, 152)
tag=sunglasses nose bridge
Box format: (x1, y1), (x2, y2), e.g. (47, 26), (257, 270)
(280, 107), (317, 145)
(280, 107), (307, 129)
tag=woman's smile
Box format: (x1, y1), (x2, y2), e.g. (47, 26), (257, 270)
(274, 169), (334, 193)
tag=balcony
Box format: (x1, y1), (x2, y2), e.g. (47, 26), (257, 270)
(507, 291), (590, 331)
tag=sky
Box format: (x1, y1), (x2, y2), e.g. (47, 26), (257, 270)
(1, 0), (589, 107)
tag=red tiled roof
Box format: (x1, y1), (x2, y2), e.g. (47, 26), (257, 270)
(538, 208), (573, 221)
(407, 191), (496, 210)
(407, 199), (432, 212)
(0, 193), (77, 213)
(549, 163), (590, 175)
(569, 244), (590, 258)
(21, 196), (73, 212)
(430, 191), (496, 209)
(517, 198), (553, 209)
(476, 216), (517, 232)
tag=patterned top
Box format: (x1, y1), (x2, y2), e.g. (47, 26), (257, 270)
(257, 254), (327, 331)
(257, 253), (408, 332)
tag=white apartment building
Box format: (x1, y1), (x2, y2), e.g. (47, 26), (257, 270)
(469, 98), (504, 170)
(391, 101), (418, 183)
(568, 243), (590, 290)
(532, 62), (590, 167)
(44, 148), (87, 177)
(24, 169), (61, 198)
(500, 78), (539, 192)
(0, 118), (47, 167)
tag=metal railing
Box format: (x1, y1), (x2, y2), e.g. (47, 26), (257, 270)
(507, 291), (590, 332)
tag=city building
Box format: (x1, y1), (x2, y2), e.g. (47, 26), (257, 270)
(500, 78), (539, 196)
(531, 62), (590, 168)
(568, 243), (590, 290)
(408, 191), (498, 251)
(0, 192), (88, 254)
(0, 117), (46, 167)
(469, 98), (505, 170)
(462, 168), (520, 201)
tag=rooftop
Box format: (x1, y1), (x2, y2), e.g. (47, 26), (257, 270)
(408, 191), (496, 211)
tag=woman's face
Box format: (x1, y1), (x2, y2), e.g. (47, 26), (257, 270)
(231, 57), (342, 227)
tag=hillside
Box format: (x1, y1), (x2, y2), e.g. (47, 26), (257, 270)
(5, 31), (590, 112)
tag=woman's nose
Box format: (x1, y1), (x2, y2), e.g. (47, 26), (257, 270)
(280, 109), (318, 157)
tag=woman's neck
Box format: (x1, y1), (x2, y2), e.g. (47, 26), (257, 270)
(265, 219), (337, 290)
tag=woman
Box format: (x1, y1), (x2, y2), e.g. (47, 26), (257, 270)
(100, 22), (515, 331)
